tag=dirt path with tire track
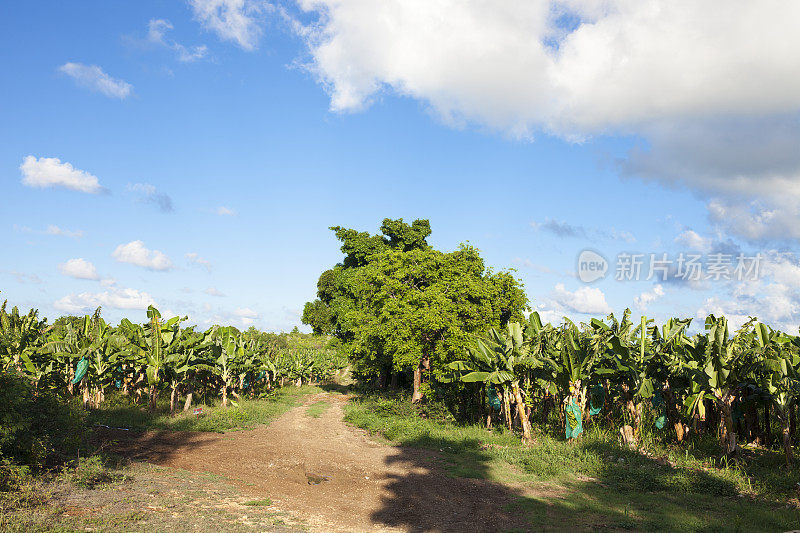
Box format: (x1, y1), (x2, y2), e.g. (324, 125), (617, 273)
(107, 392), (535, 532)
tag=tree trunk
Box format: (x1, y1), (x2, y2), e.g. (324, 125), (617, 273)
(500, 387), (513, 431)
(221, 383), (228, 407)
(81, 379), (90, 408)
(783, 414), (793, 465)
(718, 393), (737, 455)
(411, 360), (424, 403)
(183, 384), (194, 412)
(764, 403), (772, 446)
(511, 381), (533, 444)
(148, 385), (158, 412)
(122, 365), (129, 395)
(170, 380), (178, 415)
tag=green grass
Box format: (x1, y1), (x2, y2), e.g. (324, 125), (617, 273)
(1, 460), (301, 532)
(87, 385), (323, 433)
(243, 498), (273, 507)
(344, 391), (800, 532)
(305, 400), (331, 418)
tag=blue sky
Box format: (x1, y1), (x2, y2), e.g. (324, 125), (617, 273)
(3, 1), (800, 332)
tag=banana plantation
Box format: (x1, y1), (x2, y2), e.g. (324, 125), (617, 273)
(445, 309), (800, 463)
(0, 301), (346, 414)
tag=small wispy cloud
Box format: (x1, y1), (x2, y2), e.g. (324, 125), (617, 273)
(216, 206), (236, 216)
(13, 224), (83, 239)
(189, 0), (269, 51)
(46, 225), (84, 239)
(58, 62), (132, 99)
(128, 183), (174, 213)
(186, 252), (212, 272)
(634, 284), (665, 310)
(204, 287), (226, 297)
(1, 269), (43, 284)
(147, 19), (209, 62)
(531, 218), (635, 243)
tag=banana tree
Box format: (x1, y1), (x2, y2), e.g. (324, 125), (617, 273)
(446, 322), (535, 444)
(682, 316), (759, 454)
(210, 325), (244, 406)
(535, 318), (601, 438)
(757, 323), (799, 464)
(119, 306), (184, 411)
(0, 301), (46, 372)
(597, 311), (687, 436)
(164, 326), (212, 413)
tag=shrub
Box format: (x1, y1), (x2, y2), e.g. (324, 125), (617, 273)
(0, 371), (85, 472)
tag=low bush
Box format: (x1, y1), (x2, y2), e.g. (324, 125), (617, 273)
(0, 371), (85, 472)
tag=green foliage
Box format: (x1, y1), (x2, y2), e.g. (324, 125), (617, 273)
(303, 219), (528, 384)
(0, 371), (84, 472)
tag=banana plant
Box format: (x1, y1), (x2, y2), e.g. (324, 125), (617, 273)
(163, 326), (212, 413)
(446, 321), (536, 443)
(681, 316), (760, 454)
(756, 323), (799, 464)
(210, 325), (244, 407)
(0, 301), (46, 372)
(118, 306), (184, 411)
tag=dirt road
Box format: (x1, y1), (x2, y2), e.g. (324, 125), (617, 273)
(109, 392), (534, 532)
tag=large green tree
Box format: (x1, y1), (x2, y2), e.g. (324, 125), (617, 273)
(303, 218), (527, 402)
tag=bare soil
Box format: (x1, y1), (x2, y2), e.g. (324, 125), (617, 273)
(105, 392), (537, 532)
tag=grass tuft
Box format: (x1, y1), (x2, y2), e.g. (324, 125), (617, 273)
(305, 400), (331, 418)
(87, 385), (323, 433)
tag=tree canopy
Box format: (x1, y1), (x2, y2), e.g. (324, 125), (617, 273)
(302, 218), (528, 397)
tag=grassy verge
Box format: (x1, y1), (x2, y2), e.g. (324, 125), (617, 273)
(1, 457), (303, 532)
(87, 385), (323, 433)
(305, 400), (331, 418)
(344, 391), (800, 532)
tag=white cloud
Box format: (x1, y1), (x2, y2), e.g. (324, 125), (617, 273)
(233, 307), (259, 325)
(697, 251), (800, 332)
(531, 218), (635, 242)
(190, 0), (269, 51)
(58, 258), (100, 280)
(1, 270), (42, 285)
(552, 282), (612, 315)
(292, 1), (800, 242)
(20, 156), (103, 194)
(186, 252), (212, 272)
(294, 2), (800, 130)
(204, 287), (226, 297)
(198, 305), (261, 327)
(674, 230), (712, 253)
(128, 183), (174, 213)
(147, 19), (209, 62)
(512, 257), (555, 274)
(58, 62), (132, 99)
(54, 287), (156, 314)
(112, 240), (173, 271)
(46, 225), (83, 239)
(216, 206), (236, 216)
(634, 284), (664, 311)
